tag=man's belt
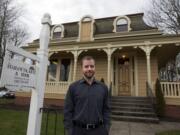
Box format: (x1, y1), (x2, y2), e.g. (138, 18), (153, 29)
(73, 120), (104, 130)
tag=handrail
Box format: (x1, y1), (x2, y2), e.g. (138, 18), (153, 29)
(108, 82), (112, 100)
(146, 82), (155, 107)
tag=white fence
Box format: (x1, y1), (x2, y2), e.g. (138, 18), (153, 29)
(45, 81), (71, 94)
(160, 82), (180, 98)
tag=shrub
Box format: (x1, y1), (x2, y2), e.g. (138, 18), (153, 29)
(155, 78), (166, 117)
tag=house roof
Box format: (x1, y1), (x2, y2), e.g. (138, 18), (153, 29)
(32, 13), (156, 43)
(56, 13), (155, 38)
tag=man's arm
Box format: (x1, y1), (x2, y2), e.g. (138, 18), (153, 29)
(64, 85), (74, 134)
(103, 86), (111, 132)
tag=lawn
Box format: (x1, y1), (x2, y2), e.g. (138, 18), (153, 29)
(0, 108), (65, 135)
(156, 130), (180, 135)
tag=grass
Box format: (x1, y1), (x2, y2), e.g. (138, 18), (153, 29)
(0, 108), (65, 135)
(0, 98), (15, 104)
(156, 130), (180, 135)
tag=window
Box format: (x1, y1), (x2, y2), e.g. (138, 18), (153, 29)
(113, 16), (131, 33)
(60, 59), (71, 81)
(116, 19), (128, 32)
(48, 59), (58, 81)
(53, 27), (62, 39)
(51, 25), (64, 39)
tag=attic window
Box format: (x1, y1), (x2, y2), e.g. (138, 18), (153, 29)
(116, 19), (128, 32)
(51, 25), (64, 39)
(113, 16), (132, 33)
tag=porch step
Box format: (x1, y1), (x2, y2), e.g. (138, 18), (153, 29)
(111, 110), (156, 117)
(111, 106), (154, 112)
(110, 102), (153, 107)
(110, 96), (159, 123)
(111, 115), (159, 123)
(111, 96), (151, 101)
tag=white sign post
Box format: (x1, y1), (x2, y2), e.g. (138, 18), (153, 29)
(26, 13), (51, 135)
(0, 13), (52, 135)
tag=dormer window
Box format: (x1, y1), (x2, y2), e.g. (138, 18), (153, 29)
(113, 16), (132, 33)
(117, 19), (128, 32)
(51, 25), (64, 39)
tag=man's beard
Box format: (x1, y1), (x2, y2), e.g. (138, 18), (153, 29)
(84, 72), (94, 79)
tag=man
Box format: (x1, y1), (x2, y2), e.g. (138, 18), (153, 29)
(64, 56), (111, 135)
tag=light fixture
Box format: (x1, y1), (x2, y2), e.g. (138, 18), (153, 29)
(122, 55), (126, 58)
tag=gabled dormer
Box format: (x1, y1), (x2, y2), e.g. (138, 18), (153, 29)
(78, 15), (94, 42)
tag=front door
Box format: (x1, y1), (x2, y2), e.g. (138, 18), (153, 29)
(118, 57), (131, 96)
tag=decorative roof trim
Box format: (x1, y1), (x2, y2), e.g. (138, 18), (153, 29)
(113, 16), (132, 33)
(51, 24), (64, 39)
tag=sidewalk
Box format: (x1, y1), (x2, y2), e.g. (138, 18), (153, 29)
(110, 121), (180, 135)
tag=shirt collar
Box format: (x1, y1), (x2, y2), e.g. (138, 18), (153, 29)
(79, 77), (99, 84)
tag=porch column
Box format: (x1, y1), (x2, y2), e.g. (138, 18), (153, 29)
(71, 48), (83, 81)
(139, 44), (155, 87)
(103, 45), (117, 88)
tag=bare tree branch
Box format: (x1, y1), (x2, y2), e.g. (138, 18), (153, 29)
(145, 0), (180, 34)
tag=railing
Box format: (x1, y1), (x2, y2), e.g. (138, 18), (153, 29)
(160, 82), (180, 98)
(108, 82), (112, 100)
(146, 82), (155, 106)
(45, 81), (71, 94)
(40, 107), (65, 135)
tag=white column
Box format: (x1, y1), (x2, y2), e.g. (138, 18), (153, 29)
(107, 54), (111, 87)
(71, 48), (82, 81)
(103, 45), (117, 88)
(139, 44), (155, 87)
(73, 54), (78, 81)
(26, 13), (51, 135)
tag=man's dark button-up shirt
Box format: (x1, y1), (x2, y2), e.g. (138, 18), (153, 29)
(64, 78), (110, 130)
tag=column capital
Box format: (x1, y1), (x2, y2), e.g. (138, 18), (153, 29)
(139, 45), (156, 56)
(103, 47), (117, 57)
(70, 50), (83, 59)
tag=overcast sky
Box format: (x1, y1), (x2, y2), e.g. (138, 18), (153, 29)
(17, 0), (150, 43)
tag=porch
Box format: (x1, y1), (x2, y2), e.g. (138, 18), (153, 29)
(45, 81), (180, 105)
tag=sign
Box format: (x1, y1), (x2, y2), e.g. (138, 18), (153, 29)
(2, 58), (37, 91)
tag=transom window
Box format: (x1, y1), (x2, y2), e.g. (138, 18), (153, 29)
(116, 18), (128, 32)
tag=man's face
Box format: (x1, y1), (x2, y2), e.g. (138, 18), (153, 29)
(82, 59), (95, 79)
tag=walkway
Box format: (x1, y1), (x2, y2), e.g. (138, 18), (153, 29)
(110, 121), (180, 135)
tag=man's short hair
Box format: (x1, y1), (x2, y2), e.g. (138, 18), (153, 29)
(81, 56), (95, 66)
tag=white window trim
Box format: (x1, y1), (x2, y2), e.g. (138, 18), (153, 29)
(51, 24), (64, 39)
(113, 16), (132, 33)
(77, 15), (95, 42)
